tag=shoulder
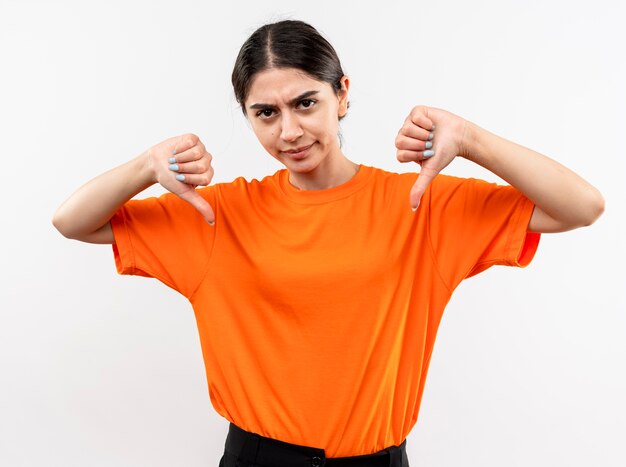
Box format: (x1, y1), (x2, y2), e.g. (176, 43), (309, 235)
(195, 169), (283, 203)
(427, 173), (514, 198)
(364, 165), (416, 185)
(366, 166), (506, 204)
(365, 165), (466, 186)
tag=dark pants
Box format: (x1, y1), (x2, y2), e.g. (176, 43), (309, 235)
(219, 422), (410, 467)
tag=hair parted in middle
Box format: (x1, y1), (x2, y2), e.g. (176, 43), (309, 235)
(231, 19), (349, 122)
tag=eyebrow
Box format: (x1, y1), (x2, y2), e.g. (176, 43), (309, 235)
(248, 90), (320, 110)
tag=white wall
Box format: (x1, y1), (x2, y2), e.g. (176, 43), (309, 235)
(1, 0), (624, 466)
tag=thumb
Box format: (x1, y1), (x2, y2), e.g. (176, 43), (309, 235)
(178, 189), (216, 225)
(409, 167), (437, 211)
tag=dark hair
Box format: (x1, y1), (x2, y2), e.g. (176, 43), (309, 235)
(231, 20), (349, 121)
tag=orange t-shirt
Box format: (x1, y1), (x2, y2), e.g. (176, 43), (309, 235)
(110, 164), (540, 457)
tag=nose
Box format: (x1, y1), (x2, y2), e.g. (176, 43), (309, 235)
(280, 112), (304, 142)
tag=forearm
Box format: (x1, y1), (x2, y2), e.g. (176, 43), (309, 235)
(52, 151), (155, 240)
(460, 121), (605, 228)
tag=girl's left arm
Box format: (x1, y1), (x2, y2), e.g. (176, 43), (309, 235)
(395, 106), (605, 233)
(461, 120), (605, 233)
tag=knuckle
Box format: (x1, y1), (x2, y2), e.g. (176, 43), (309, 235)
(182, 135), (197, 148)
(410, 106), (426, 122)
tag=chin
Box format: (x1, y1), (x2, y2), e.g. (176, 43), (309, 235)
(283, 158), (322, 173)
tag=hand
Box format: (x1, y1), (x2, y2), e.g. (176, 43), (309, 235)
(146, 133), (216, 224)
(395, 106), (468, 210)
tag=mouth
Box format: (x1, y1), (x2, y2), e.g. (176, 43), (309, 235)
(283, 143), (314, 159)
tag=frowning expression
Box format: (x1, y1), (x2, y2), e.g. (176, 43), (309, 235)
(245, 67), (349, 175)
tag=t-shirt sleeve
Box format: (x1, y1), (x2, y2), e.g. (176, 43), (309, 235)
(425, 174), (541, 290)
(109, 186), (218, 298)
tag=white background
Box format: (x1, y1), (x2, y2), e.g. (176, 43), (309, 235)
(1, 0), (624, 466)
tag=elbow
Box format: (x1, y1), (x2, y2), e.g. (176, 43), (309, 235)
(52, 208), (76, 239)
(51, 211), (68, 238)
(579, 187), (605, 227)
(553, 187), (605, 232)
(52, 208), (113, 244)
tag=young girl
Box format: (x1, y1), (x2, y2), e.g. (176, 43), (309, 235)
(53, 19), (604, 467)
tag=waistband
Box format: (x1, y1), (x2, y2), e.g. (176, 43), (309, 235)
(224, 422), (407, 467)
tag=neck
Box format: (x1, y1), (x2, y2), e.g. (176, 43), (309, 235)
(288, 157), (360, 190)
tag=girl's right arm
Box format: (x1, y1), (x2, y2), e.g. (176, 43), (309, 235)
(52, 134), (216, 244)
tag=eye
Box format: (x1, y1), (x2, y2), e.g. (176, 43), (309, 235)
(256, 108), (275, 119)
(298, 99), (316, 109)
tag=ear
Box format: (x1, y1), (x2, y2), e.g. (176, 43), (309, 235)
(337, 75), (350, 118)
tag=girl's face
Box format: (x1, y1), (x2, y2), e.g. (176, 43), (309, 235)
(245, 67), (349, 178)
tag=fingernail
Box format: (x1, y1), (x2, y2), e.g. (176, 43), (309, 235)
(175, 174), (185, 181)
(428, 133), (434, 140)
(168, 157), (176, 164)
(172, 149), (177, 155)
(411, 202), (420, 212)
(424, 150), (435, 157)
(208, 220), (215, 226)
(425, 141), (433, 149)
(169, 164), (179, 171)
